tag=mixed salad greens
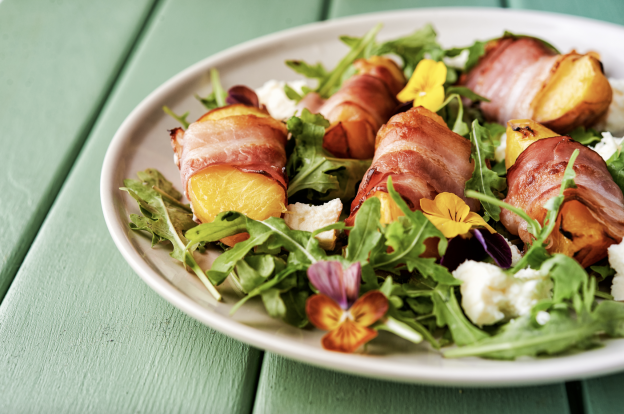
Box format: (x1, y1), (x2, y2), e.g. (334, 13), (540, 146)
(124, 24), (624, 359)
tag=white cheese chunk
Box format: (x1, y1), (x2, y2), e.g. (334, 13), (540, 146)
(284, 199), (342, 250)
(495, 133), (507, 164)
(255, 79), (308, 121)
(608, 239), (624, 301)
(453, 261), (552, 326)
(592, 131), (624, 162)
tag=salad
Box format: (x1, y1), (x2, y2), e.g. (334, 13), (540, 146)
(121, 24), (624, 359)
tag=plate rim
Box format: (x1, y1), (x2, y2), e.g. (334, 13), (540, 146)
(101, 6), (624, 386)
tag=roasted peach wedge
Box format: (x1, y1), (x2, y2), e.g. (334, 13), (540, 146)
(505, 119), (559, 170)
(184, 104), (287, 246)
(188, 165), (286, 246)
(548, 200), (616, 268)
(533, 53), (612, 133)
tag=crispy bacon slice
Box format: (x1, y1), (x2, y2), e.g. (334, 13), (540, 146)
(462, 37), (559, 127)
(502, 136), (624, 267)
(462, 37), (611, 133)
(170, 104), (288, 197)
(300, 56), (406, 159)
(345, 106), (478, 226)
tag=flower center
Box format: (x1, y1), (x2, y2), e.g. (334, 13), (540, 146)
(419, 91), (427, 97)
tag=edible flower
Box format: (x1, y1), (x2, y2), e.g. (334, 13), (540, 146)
(420, 193), (512, 271)
(397, 59), (447, 111)
(306, 261), (388, 353)
(420, 192), (494, 238)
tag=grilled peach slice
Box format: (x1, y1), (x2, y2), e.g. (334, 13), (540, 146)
(188, 165), (286, 246)
(533, 53), (612, 133)
(505, 119), (559, 169)
(548, 200), (616, 268)
(187, 104), (287, 246)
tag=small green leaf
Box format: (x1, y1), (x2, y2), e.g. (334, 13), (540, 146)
(465, 120), (507, 221)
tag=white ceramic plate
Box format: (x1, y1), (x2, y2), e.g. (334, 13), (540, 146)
(101, 7), (624, 386)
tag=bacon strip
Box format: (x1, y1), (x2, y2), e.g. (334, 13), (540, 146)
(461, 37), (559, 127)
(300, 56), (406, 159)
(502, 136), (624, 266)
(170, 104), (288, 196)
(345, 107), (477, 225)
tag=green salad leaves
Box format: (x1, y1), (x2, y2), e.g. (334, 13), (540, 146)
(121, 169), (221, 301)
(286, 109), (371, 201)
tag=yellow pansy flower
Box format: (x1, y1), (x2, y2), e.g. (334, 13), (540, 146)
(420, 192), (495, 239)
(397, 59), (447, 111)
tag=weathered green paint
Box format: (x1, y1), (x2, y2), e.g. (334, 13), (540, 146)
(0, 0), (157, 300)
(328, 0), (501, 20)
(0, 0), (324, 412)
(509, 0), (624, 26)
(582, 373), (624, 414)
(252, 353), (571, 414)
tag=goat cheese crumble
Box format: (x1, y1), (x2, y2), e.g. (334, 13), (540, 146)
(592, 131), (624, 161)
(608, 239), (624, 301)
(495, 133), (507, 163)
(284, 199), (343, 251)
(255, 80), (308, 121)
(453, 261), (552, 326)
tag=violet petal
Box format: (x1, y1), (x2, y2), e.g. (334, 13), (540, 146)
(307, 261), (347, 309)
(440, 236), (485, 272)
(342, 262), (362, 308)
(473, 229), (512, 269)
(226, 85), (259, 107)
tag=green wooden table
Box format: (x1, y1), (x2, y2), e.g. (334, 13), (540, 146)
(1, 0), (622, 412)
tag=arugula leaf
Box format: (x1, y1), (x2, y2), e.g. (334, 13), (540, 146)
(465, 120), (507, 221)
(569, 126), (602, 146)
(283, 84), (303, 103)
(286, 24), (382, 99)
(196, 68), (227, 110)
(606, 149), (624, 192)
(282, 288), (310, 328)
(372, 24), (441, 78)
(345, 197), (382, 263)
(432, 284), (488, 346)
(162, 106), (190, 129)
(121, 170), (221, 300)
(370, 177), (458, 285)
(285, 61), (328, 81)
(186, 212), (327, 285)
(444, 309), (600, 359)
(445, 86), (490, 103)
(436, 94), (469, 136)
(286, 110), (371, 201)
(464, 40), (486, 72)
(540, 254), (588, 310)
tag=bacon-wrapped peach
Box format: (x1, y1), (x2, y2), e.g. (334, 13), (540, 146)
(170, 104), (287, 246)
(502, 135), (624, 267)
(462, 37), (612, 134)
(301, 56), (406, 159)
(345, 106), (477, 227)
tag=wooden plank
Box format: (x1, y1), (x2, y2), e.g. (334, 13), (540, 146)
(0, 0), (325, 412)
(581, 373), (624, 414)
(0, 0), (157, 300)
(509, 0), (624, 26)
(328, 0), (501, 19)
(253, 353), (571, 414)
